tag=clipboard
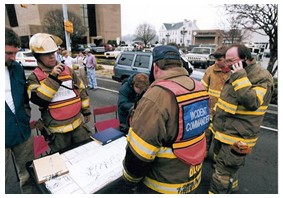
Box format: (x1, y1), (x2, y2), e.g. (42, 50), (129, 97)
(32, 152), (69, 184)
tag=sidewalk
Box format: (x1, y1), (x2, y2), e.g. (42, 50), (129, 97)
(96, 64), (113, 78)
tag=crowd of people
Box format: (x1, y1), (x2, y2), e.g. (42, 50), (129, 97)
(5, 27), (274, 194)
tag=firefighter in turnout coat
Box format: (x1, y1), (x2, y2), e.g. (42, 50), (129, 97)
(208, 44), (274, 194)
(201, 46), (231, 157)
(122, 45), (210, 194)
(27, 33), (91, 152)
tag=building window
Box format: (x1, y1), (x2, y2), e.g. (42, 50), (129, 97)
(80, 4), (88, 29)
(6, 4), (18, 27)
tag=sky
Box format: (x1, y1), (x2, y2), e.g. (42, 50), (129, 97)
(121, 3), (227, 36)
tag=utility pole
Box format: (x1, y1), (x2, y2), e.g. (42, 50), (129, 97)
(62, 4), (71, 52)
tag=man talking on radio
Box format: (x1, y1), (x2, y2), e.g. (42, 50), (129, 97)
(27, 33), (92, 152)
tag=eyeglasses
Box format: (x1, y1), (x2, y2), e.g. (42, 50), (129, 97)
(224, 58), (240, 65)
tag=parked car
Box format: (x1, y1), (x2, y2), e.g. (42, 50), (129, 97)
(15, 50), (38, 68)
(71, 44), (85, 52)
(185, 47), (215, 69)
(112, 51), (203, 83)
(86, 43), (105, 54)
(112, 51), (152, 82)
(104, 46), (132, 59)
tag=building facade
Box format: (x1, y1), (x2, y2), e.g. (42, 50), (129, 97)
(158, 19), (199, 47)
(5, 4), (121, 48)
(191, 29), (223, 46)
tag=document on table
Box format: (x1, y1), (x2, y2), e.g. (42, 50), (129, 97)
(45, 137), (127, 194)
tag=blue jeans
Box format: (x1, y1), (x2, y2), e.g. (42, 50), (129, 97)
(86, 67), (97, 88)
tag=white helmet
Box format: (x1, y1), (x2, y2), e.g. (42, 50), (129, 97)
(29, 33), (63, 54)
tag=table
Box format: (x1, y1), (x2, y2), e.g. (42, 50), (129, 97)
(26, 136), (133, 194)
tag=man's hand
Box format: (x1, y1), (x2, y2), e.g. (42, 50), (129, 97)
(231, 61), (244, 74)
(51, 63), (65, 77)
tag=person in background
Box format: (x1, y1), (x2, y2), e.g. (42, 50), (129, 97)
(5, 27), (39, 194)
(76, 50), (89, 86)
(122, 45), (209, 194)
(84, 48), (98, 90)
(201, 46), (231, 159)
(27, 33), (92, 152)
(118, 73), (150, 133)
(208, 44), (274, 194)
(55, 47), (63, 62)
(62, 50), (75, 69)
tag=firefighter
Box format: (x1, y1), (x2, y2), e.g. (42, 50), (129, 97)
(27, 33), (92, 152)
(208, 44), (274, 194)
(122, 45), (209, 194)
(201, 46), (231, 160)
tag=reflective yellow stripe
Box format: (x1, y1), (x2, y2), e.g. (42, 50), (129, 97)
(48, 117), (82, 133)
(176, 91), (208, 103)
(209, 123), (215, 135)
(143, 171), (202, 194)
(232, 179), (239, 189)
(122, 167), (143, 183)
(216, 98), (237, 114)
(201, 79), (208, 89)
(235, 105), (268, 115)
(38, 83), (57, 98)
(214, 131), (257, 147)
(156, 147), (176, 158)
(253, 87), (267, 105)
(49, 98), (81, 109)
(27, 84), (40, 98)
(79, 81), (86, 89)
(81, 98), (90, 108)
(208, 88), (221, 98)
(58, 75), (72, 80)
(173, 133), (205, 149)
(127, 128), (159, 161)
(232, 77), (252, 91)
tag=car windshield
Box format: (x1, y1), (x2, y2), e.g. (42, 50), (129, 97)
(191, 48), (210, 54)
(23, 52), (34, 57)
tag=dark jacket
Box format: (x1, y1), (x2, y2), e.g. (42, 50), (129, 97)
(5, 62), (31, 148)
(117, 74), (137, 125)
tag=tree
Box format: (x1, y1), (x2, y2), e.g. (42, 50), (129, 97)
(224, 4), (278, 76)
(134, 23), (156, 47)
(43, 9), (87, 48)
(222, 16), (249, 44)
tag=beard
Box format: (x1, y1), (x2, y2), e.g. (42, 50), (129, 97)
(5, 60), (13, 67)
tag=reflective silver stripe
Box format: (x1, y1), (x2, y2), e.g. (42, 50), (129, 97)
(127, 128), (158, 160)
(232, 77), (252, 91)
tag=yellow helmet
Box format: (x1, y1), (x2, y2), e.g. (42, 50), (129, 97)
(29, 33), (63, 54)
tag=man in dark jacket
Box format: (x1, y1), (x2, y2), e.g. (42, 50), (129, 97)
(5, 27), (39, 193)
(118, 73), (149, 133)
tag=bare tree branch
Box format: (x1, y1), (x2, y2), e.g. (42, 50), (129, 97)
(224, 4), (278, 75)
